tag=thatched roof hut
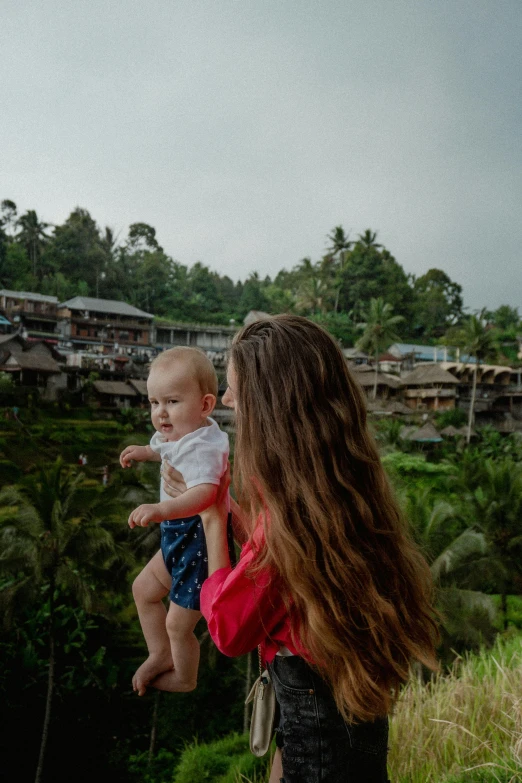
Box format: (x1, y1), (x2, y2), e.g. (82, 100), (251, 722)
(457, 425), (477, 439)
(440, 425), (460, 437)
(402, 364), (459, 386)
(356, 372), (402, 389)
(405, 422), (443, 442)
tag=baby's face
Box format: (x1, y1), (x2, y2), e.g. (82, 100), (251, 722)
(147, 362), (208, 441)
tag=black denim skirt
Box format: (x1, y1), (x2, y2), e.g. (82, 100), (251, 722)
(268, 655), (390, 783)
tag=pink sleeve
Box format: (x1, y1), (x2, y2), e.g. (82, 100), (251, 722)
(200, 542), (287, 658)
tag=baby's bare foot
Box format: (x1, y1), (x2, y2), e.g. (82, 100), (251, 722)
(151, 669), (197, 693)
(132, 653), (173, 696)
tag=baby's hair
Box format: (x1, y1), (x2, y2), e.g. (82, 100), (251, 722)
(150, 346), (218, 397)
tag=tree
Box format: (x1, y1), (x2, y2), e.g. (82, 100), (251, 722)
(404, 486), (497, 655)
(43, 208), (112, 295)
(336, 235), (412, 322)
(463, 459), (522, 629)
(126, 222), (162, 252)
(293, 259), (326, 314)
(0, 242), (32, 290)
(357, 229), (382, 250)
(356, 298), (404, 399)
(326, 226), (353, 312)
(238, 271), (269, 316)
(486, 305), (520, 332)
(1, 199), (17, 236)
(456, 311), (497, 444)
(15, 210), (51, 279)
(0, 460), (122, 783)
(412, 269), (464, 338)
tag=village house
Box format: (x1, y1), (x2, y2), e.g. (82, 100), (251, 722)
(401, 364), (459, 411)
(91, 380), (138, 409)
(0, 332), (66, 400)
(57, 296), (154, 357)
(388, 342), (467, 371)
(127, 378), (149, 404)
(442, 361), (522, 432)
(352, 366), (403, 402)
(377, 352), (403, 374)
(0, 289), (59, 343)
(153, 319), (235, 361)
(343, 347), (369, 365)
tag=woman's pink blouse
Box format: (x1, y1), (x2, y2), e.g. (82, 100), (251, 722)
(200, 535), (302, 665)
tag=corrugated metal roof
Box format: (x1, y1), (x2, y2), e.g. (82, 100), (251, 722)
(0, 289), (58, 303)
(58, 296), (153, 319)
(390, 343), (476, 364)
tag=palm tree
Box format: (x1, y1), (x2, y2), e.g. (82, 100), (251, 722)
(357, 229), (382, 251)
(326, 226), (353, 313)
(356, 298), (404, 399)
(466, 459), (522, 628)
(294, 258), (331, 314)
(15, 210), (51, 278)
(458, 311), (497, 444)
(404, 487), (497, 654)
(0, 460), (123, 783)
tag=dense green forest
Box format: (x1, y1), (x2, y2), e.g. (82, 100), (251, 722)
(2, 198), (520, 349)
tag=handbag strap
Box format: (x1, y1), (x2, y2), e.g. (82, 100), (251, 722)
(257, 645), (263, 676)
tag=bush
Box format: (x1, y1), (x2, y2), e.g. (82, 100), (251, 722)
(435, 408), (467, 429)
(0, 372), (14, 394)
(128, 748), (176, 783)
(173, 733), (271, 783)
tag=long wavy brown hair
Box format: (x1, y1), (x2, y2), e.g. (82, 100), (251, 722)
(230, 315), (438, 722)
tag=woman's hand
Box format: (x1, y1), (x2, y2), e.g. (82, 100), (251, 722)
(161, 461), (187, 498)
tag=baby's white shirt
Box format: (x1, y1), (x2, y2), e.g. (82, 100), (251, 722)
(150, 417), (229, 503)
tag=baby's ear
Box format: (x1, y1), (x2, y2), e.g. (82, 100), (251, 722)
(202, 393), (216, 416)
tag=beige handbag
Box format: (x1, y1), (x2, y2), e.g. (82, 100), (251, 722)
(245, 647), (277, 757)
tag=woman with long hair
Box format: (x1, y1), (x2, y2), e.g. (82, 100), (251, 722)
(163, 315), (438, 782)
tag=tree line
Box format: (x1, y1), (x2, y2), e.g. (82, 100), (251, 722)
(3, 198), (518, 342)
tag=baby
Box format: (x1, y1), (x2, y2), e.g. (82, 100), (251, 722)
(120, 346), (229, 696)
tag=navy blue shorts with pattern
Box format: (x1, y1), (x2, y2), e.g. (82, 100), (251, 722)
(160, 513), (235, 611)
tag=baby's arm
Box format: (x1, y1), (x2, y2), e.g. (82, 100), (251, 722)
(120, 444), (161, 468)
(128, 483), (218, 528)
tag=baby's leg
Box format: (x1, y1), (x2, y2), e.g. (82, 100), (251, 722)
(132, 550), (173, 696)
(151, 603), (201, 693)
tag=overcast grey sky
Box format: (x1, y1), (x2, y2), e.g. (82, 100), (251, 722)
(2, 0), (521, 310)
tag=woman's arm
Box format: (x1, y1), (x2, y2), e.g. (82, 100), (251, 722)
(199, 465), (232, 575)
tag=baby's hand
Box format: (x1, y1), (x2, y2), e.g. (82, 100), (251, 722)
(120, 445), (150, 468)
(128, 504), (163, 528)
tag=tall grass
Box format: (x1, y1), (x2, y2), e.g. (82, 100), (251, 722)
(389, 634), (522, 782)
